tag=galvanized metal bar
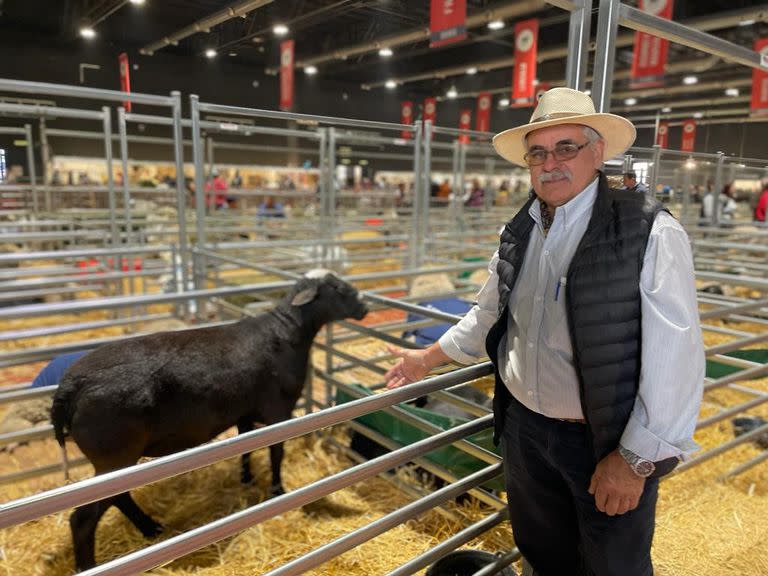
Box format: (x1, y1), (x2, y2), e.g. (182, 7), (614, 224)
(190, 95), (207, 299)
(117, 107), (132, 244)
(591, 0), (621, 112)
(386, 510), (510, 576)
(410, 122), (423, 268)
(704, 364), (768, 392)
(0, 313), (171, 343)
(171, 91), (191, 299)
(0, 425), (53, 447)
(719, 450), (768, 481)
(700, 298), (768, 320)
(101, 106), (118, 247)
(197, 101), (416, 132)
(0, 457), (90, 487)
(23, 123), (38, 214)
(421, 121), (432, 265)
(564, 0), (593, 91)
(0, 102), (105, 120)
(697, 394), (768, 430)
(0, 245), (172, 264)
(675, 422), (768, 475)
(262, 463), (503, 576)
(0, 363), (492, 530)
(618, 3), (767, 70)
(0, 385), (57, 405)
(0, 78), (175, 106)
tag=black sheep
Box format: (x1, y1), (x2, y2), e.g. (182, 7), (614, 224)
(51, 270), (368, 571)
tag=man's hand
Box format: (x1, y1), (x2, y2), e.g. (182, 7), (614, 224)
(588, 449), (645, 516)
(383, 346), (432, 389)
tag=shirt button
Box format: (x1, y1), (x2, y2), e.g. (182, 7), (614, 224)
(543, 250), (550, 256)
(527, 342), (534, 349)
(527, 390), (534, 397)
(535, 295), (543, 302)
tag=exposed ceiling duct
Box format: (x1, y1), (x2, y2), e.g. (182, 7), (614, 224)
(363, 5), (768, 89)
(140, 0), (274, 56)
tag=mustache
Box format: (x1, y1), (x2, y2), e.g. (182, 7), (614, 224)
(538, 168), (573, 184)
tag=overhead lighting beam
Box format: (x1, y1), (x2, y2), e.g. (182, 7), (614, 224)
(140, 0), (274, 55)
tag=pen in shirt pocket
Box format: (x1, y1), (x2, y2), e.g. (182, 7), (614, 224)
(554, 276), (567, 301)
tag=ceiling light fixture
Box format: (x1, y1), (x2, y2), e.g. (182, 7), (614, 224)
(693, 112), (703, 119)
(205, 49), (217, 58)
(466, 67), (477, 75)
(661, 106), (672, 113)
(80, 26), (96, 39)
(739, 19), (755, 26)
(129, 0), (145, 5)
(499, 98), (510, 107)
(447, 87), (458, 99)
(229, 52), (237, 57)
(385, 80), (397, 89)
(487, 20), (504, 30)
(725, 88), (739, 97)
(624, 98), (637, 106)
(683, 75), (698, 85)
(378, 47), (393, 57)
(305, 65), (318, 75)
(273, 24), (289, 36)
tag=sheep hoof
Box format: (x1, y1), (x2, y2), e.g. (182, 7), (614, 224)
(268, 485), (285, 498)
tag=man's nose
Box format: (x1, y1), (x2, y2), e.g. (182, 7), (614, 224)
(541, 150), (559, 170)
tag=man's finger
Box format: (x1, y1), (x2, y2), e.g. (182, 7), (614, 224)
(588, 473), (597, 495)
(386, 345), (405, 358)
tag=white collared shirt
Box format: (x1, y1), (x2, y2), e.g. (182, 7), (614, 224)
(438, 177), (704, 462)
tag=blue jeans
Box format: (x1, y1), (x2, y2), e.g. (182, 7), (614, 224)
(502, 394), (658, 576)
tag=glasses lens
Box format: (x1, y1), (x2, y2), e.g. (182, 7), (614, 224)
(525, 150), (547, 166)
(553, 143), (580, 161)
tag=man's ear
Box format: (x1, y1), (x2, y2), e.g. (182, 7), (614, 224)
(592, 140), (606, 169)
(291, 286), (318, 306)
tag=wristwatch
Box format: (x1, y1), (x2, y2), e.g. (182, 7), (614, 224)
(618, 445), (655, 478)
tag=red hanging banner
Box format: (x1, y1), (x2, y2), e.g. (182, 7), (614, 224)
(511, 19), (539, 106)
(630, 0), (673, 87)
(750, 38), (768, 116)
(681, 119), (696, 152)
(656, 121), (669, 148)
(401, 101), (414, 139)
(118, 52), (131, 112)
(430, 0), (467, 48)
(476, 92), (492, 133)
(279, 40), (295, 111)
(458, 109), (472, 144)
(423, 98), (437, 125)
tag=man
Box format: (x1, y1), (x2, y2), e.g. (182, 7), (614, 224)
(384, 87), (704, 576)
(622, 170), (648, 194)
(755, 177), (768, 222)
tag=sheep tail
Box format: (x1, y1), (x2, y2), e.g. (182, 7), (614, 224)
(50, 388), (73, 482)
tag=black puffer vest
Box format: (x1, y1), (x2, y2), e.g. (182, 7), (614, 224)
(486, 173), (668, 466)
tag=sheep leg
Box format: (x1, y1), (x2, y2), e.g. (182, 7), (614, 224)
(70, 498), (113, 571)
(113, 492), (163, 538)
(268, 442), (285, 497)
(237, 420), (254, 484)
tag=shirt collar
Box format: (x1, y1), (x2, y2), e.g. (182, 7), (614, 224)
(528, 175), (599, 232)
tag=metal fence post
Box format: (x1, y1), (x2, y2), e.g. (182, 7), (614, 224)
(565, 0), (593, 91)
(591, 0), (621, 112)
(23, 124), (38, 215)
(171, 91), (191, 302)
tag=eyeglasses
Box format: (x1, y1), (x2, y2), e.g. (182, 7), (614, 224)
(523, 142), (590, 166)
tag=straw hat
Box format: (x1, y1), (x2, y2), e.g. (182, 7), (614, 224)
(492, 87), (636, 167)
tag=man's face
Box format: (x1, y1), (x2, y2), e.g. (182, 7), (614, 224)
(526, 124), (604, 208)
(623, 175), (635, 188)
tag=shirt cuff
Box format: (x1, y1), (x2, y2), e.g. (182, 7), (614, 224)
(437, 331), (481, 365)
(620, 416), (701, 462)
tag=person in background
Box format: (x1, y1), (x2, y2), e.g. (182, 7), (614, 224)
(437, 178), (452, 199)
(721, 183), (737, 221)
(384, 87), (703, 576)
(622, 171), (648, 194)
(754, 177), (768, 222)
(464, 178), (485, 207)
(257, 195), (285, 219)
(205, 169), (228, 210)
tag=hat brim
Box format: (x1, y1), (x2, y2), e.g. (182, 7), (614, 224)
(492, 113), (636, 167)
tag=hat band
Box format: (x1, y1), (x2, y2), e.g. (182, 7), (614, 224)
(531, 111), (589, 123)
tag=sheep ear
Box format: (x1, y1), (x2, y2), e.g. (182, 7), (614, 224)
(291, 286), (317, 306)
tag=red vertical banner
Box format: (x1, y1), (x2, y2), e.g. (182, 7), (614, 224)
(279, 40), (294, 111)
(118, 52), (131, 112)
(656, 121), (669, 148)
(512, 19), (539, 106)
(458, 109), (472, 144)
(750, 38), (768, 116)
(401, 101), (414, 139)
(476, 92), (492, 133)
(630, 0), (673, 87)
(681, 119), (696, 152)
(423, 98), (437, 125)
(430, 0), (467, 48)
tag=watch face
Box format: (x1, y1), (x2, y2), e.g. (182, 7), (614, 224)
(635, 460), (655, 477)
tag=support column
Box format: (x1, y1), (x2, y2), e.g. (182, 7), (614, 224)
(591, 0), (621, 112)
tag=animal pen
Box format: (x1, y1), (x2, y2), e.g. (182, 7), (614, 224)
(1, 3), (768, 575)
